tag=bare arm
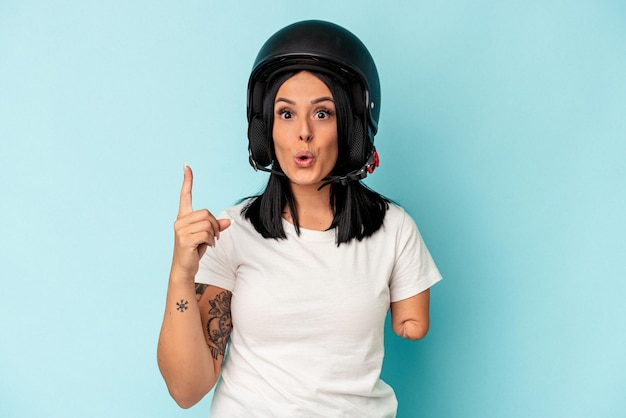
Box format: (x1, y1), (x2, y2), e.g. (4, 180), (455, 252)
(157, 165), (231, 408)
(390, 288), (431, 340)
(157, 274), (216, 408)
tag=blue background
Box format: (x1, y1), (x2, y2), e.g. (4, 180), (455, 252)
(1, 1), (625, 417)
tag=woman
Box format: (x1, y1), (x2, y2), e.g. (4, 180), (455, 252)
(158, 20), (442, 417)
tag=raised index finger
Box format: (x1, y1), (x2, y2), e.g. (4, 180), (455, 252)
(178, 163), (193, 217)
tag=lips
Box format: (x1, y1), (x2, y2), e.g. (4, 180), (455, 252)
(294, 150), (315, 167)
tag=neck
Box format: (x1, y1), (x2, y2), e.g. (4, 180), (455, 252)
(284, 183), (334, 231)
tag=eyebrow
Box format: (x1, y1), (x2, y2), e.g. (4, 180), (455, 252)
(311, 96), (334, 104)
(274, 96), (335, 105)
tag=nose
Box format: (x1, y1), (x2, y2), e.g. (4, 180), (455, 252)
(298, 118), (313, 142)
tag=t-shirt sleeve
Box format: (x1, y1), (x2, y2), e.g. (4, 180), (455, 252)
(389, 208), (442, 302)
(194, 210), (237, 292)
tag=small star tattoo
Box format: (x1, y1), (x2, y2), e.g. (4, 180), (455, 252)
(176, 300), (189, 312)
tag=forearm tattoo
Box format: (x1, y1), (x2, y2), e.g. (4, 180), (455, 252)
(175, 284), (207, 312)
(206, 291), (232, 360)
(176, 300), (188, 312)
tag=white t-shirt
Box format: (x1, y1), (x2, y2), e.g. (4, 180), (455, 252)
(195, 202), (442, 417)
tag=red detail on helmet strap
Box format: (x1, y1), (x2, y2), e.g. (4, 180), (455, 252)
(367, 151), (380, 174)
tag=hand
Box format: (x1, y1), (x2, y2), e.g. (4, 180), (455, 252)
(171, 164), (231, 278)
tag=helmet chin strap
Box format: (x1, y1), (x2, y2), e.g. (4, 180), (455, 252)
(248, 151), (287, 177)
(318, 149), (379, 190)
(249, 149), (380, 190)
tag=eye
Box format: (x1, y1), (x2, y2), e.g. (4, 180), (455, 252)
(315, 108), (334, 119)
(277, 109), (293, 119)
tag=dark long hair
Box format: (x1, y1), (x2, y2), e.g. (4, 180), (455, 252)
(242, 70), (389, 245)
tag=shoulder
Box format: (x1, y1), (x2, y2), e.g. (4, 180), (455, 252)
(383, 203), (413, 229)
(216, 200), (252, 223)
(213, 200), (265, 242)
(377, 204), (425, 247)
(385, 203), (406, 218)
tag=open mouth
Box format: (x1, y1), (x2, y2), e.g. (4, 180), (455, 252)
(294, 151), (315, 166)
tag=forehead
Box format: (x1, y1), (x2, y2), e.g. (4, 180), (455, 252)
(276, 71), (333, 98)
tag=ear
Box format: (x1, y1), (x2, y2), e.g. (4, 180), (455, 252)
(248, 115), (272, 168)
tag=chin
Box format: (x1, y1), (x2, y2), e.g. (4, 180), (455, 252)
(290, 178), (324, 187)
(287, 173), (326, 187)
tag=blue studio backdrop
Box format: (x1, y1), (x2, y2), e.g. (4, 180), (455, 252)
(1, 1), (625, 417)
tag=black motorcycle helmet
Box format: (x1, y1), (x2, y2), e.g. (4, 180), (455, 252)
(247, 20), (381, 180)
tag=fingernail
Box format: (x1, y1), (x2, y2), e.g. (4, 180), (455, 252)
(227, 217), (236, 225)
